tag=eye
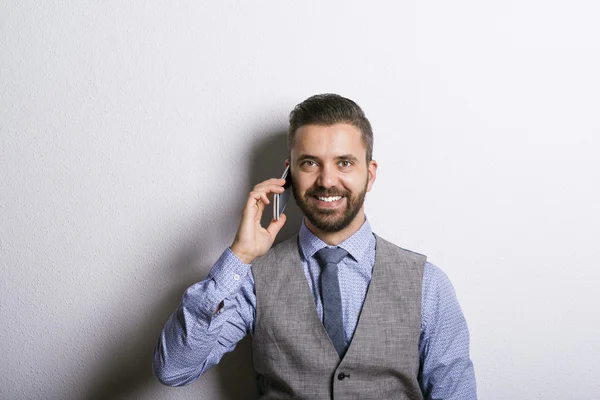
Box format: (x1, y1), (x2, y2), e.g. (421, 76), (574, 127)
(338, 160), (353, 168)
(301, 160), (318, 167)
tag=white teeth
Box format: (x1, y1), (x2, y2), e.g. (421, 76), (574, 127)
(317, 196), (342, 202)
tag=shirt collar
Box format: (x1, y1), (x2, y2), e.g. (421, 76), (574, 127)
(298, 217), (374, 263)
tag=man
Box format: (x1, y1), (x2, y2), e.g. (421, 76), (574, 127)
(153, 94), (477, 399)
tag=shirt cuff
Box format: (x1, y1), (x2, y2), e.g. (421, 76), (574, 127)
(208, 247), (252, 296)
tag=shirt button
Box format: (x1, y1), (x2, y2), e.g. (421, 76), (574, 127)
(233, 273), (240, 281)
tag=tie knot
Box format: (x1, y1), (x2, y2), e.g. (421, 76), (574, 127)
(315, 247), (348, 267)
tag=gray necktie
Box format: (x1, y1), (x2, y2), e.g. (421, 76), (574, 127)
(315, 247), (349, 358)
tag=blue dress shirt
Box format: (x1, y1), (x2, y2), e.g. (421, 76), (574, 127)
(154, 219), (477, 399)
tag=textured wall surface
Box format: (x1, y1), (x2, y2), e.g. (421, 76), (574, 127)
(1, 1), (599, 399)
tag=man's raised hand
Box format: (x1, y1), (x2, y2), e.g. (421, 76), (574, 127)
(230, 178), (288, 264)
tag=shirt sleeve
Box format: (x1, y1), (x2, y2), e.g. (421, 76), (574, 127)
(418, 262), (477, 399)
(153, 248), (257, 386)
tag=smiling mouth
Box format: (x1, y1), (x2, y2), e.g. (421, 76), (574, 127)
(314, 195), (343, 203)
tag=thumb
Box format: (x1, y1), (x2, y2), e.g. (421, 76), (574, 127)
(266, 213), (287, 239)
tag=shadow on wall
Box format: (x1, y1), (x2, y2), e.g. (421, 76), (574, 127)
(83, 130), (302, 400)
(214, 130), (303, 398)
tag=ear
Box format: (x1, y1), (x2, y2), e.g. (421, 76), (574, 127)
(366, 159), (378, 192)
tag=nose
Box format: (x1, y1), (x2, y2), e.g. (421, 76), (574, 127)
(316, 163), (338, 188)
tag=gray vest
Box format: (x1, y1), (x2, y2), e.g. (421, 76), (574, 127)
(251, 234), (426, 400)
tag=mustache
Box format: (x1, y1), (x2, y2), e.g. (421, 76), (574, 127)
(305, 187), (350, 197)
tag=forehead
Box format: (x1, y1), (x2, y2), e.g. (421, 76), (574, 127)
(291, 123), (366, 158)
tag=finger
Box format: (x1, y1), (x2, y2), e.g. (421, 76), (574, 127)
(252, 186), (285, 200)
(266, 213), (287, 239)
(253, 180), (287, 193)
(247, 184), (285, 208)
(245, 194), (267, 219)
(253, 178), (287, 189)
(256, 197), (266, 215)
(246, 191), (262, 208)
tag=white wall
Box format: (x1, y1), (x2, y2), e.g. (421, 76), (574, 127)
(1, 1), (599, 399)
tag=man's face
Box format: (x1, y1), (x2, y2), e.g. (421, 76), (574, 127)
(289, 123), (377, 233)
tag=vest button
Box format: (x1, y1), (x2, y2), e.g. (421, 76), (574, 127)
(337, 372), (349, 381)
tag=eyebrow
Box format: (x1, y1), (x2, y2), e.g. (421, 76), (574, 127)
(296, 154), (319, 163)
(336, 154), (360, 163)
(295, 154), (360, 164)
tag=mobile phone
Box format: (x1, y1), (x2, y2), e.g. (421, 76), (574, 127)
(273, 165), (292, 221)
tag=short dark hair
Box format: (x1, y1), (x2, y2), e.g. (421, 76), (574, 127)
(288, 93), (374, 162)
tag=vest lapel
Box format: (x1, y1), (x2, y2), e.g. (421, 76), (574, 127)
(342, 235), (382, 358)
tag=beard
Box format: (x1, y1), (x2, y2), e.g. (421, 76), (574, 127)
(293, 180), (368, 233)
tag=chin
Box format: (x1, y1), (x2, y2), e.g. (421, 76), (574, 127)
(307, 210), (358, 233)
